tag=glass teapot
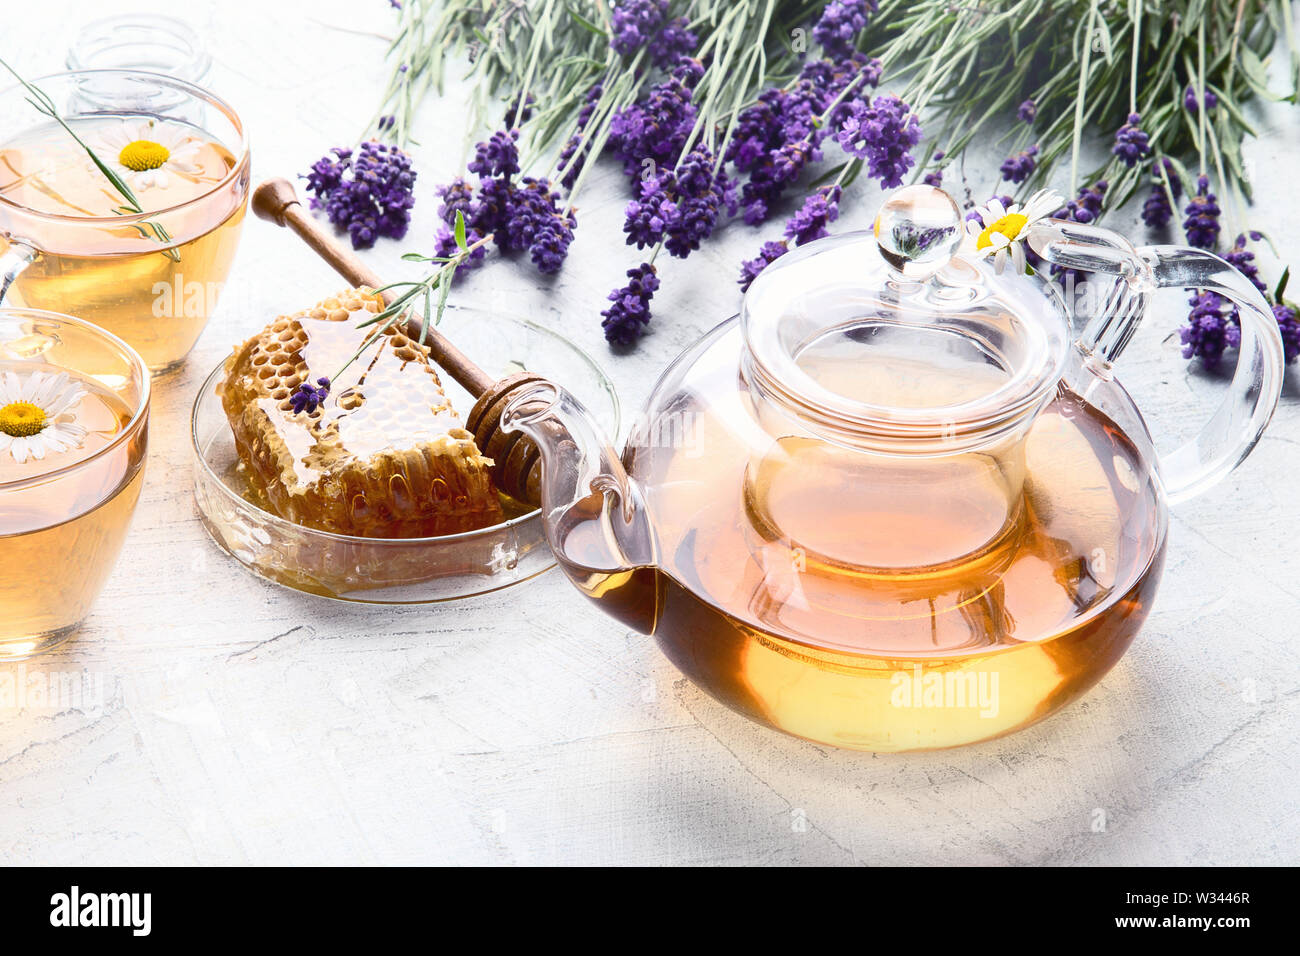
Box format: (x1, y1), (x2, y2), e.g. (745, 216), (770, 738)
(503, 185), (1284, 752)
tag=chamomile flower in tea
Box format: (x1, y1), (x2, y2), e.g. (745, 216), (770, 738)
(0, 369), (88, 464)
(95, 118), (203, 192)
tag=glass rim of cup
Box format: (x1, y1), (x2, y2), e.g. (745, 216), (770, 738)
(0, 306), (151, 492)
(0, 68), (249, 226)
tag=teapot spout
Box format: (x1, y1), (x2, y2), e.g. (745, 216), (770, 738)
(501, 381), (659, 631)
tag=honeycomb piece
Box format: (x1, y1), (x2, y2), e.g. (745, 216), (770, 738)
(221, 288), (504, 537)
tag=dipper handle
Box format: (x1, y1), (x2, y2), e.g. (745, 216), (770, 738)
(252, 177), (494, 397)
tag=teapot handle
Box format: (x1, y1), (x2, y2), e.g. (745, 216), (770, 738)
(1030, 222), (1285, 506)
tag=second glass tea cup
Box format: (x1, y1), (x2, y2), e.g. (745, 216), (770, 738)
(0, 307), (150, 660)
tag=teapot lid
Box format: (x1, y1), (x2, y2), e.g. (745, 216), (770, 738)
(741, 185), (1072, 451)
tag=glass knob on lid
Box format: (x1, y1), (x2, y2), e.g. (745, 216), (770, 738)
(873, 184), (964, 277)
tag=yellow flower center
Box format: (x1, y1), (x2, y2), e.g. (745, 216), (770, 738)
(0, 401), (46, 437)
(118, 140), (170, 172)
(976, 212), (1029, 250)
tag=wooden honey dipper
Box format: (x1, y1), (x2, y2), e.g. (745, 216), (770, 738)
(252, 177), (549, 508)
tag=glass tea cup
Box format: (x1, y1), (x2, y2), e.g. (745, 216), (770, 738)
(0, 308), (149, 660)
(0, 70), (250, 372)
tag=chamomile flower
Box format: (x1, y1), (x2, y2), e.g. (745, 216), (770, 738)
(95, 119), (201, 191)
(0, 370), (88, 464)
(965, 189), (1063, 274)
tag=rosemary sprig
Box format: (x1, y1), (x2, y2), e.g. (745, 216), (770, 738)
(0, 57), (180, 261)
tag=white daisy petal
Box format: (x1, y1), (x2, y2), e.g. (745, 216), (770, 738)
(18, 370), (41, 402)
(0, 371), (19, 403)
(1010, 243), (1026, 274)
(33, 371), (66, 408)
(44, 387), (86, 418)
(1, 369), (92, 464)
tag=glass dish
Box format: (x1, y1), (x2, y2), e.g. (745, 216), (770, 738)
(192, 307), (619, 603)
(0, 307), (150, 659)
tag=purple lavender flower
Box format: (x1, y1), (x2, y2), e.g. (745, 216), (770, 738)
(1273, 303), (1300, 363)
(624, 145), (733, 259)
(468, 129), (521, 180)
(469, 176), (515, 240)
(1140, 158), (1182, 228)
(1053, 181), (1108, 224)
(1183, 174), (1221, 249)
(648, 16), (697, 69)
(505, 177), (577, 274)
(726, 54), (880, 225)
(557, 84), (603, 190)
(303, 141), (416, 249)
(290, 377), (331, 415)
(1180, 290), (1234, 366)
(623, 173), (678, 248)
(601, 263), (659, 345)
(1111, 112), (1151, 168)
(1017, 99), (1037, 123)
(609, 64), (700, 176)
(667, 146), (732, 257)
(505, 93), (536, 127)
(835, 94), (922, 188)
(1224, 233), (1268, 294)
(437, 178), (476, 224)
(1184, 85), (1218, 114)
(305, 147), (349, 197)
(783, 185), (842, 246)
(433, 224), (488, 269)
(813, 0), (877, 59)
(923, 151), (945, 186)
(1158, 157), (1183, 200)
(739, 240), (789, 290)
(999, 144), (1039, 184)
(610, 0), (669, 56)
(1141, 183), (1174, 228)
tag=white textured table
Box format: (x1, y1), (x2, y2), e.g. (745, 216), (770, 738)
(2, 0), (1297, 866)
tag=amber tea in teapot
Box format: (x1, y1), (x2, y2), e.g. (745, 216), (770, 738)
(557, 384), (1164, 751)
(505, 185), (1284, 751)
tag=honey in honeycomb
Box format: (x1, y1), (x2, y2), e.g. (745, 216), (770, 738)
(221, 288), (504, 537)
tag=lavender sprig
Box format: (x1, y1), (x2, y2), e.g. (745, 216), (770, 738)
(0, 57), (178, 260)
(290, 214), (493, 414)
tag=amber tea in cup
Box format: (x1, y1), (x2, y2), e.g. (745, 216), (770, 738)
(0, 308), (149, 659)
(0, 71), (249, 372)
